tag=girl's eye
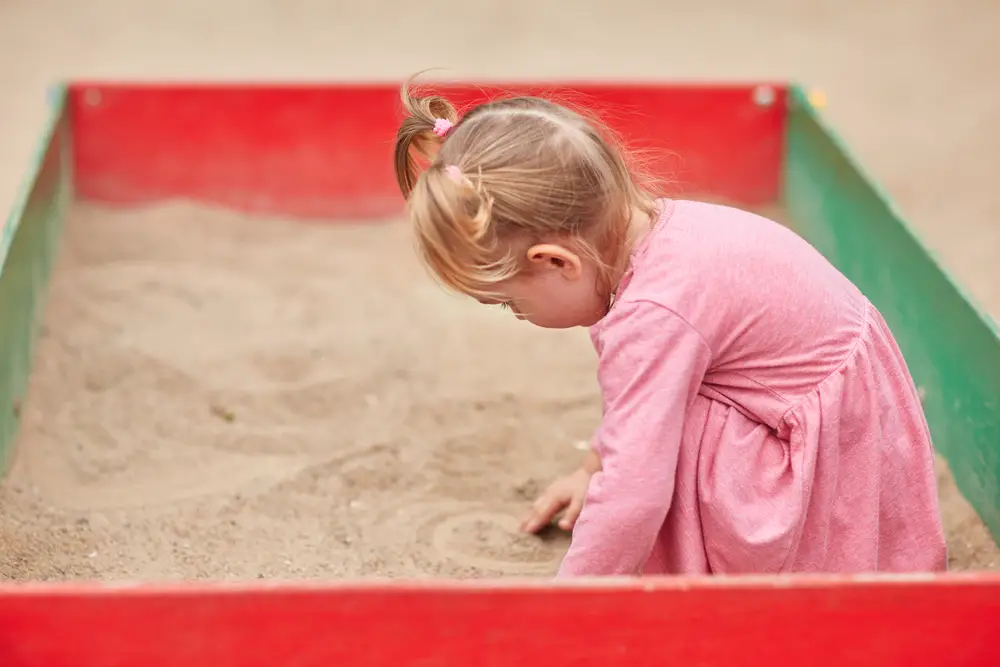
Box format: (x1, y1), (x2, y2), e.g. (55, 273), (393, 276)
(499, 302), (511, 311)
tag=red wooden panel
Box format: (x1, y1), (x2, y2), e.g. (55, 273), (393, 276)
(68, 82), (786, 220)
(1, 575), (998, 667)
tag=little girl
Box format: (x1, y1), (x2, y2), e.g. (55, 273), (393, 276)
(393, 80), (948, 576)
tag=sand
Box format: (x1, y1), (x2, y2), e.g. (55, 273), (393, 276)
(0, 202), (591, 580)
(0, 201), (995, 580)
(0, 0), (999, 581)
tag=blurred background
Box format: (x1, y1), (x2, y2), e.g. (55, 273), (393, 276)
(0, 0), (997, 320)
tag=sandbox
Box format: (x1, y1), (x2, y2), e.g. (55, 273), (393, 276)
(0, 81), (999, 665)
(2, 200), (997, 580)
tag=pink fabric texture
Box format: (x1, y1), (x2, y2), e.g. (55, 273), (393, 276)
(556, 199), (947, 577)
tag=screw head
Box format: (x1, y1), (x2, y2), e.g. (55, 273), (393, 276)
(752, 85), (776, 107)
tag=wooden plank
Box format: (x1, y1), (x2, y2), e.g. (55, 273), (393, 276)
(68, 82), (786, 220)
(0, 575), (998, 666)
(0, 85), (70, 473)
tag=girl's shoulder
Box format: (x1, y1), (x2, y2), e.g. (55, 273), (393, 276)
(624, 199), (796, 303)
(617, 198), (864, 351)
(633, 198), (828, 289)
(657, 199), (794, 247)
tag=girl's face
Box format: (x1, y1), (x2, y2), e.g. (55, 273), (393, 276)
(479, 242), (611, 329)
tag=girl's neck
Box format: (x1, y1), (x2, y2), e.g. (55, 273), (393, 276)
(609, 204), (656, 293)
(626, 204), (655, 255)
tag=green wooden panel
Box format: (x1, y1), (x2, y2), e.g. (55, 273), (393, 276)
(783, 84), (1000, 541)
(0, 86), (70, 473)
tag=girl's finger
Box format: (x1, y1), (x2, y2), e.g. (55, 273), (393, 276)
(558, 497), (585, 531)
(522, 493), (566, 533)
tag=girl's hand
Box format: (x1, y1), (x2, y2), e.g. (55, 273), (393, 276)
(521, 466), (594, 534)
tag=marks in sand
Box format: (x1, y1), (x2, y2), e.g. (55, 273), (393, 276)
(371, 500), (569, 577)
(3, 202), (596, 579)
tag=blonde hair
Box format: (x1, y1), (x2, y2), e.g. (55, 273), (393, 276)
(393, 76), (657, 300)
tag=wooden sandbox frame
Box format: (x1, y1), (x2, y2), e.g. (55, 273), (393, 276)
(0, 81), (998, 666)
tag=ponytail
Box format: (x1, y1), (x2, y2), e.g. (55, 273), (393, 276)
(407, 162), (509, 298)
(393, 75), (459, 198)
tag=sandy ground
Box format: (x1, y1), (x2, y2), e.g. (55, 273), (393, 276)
(0, 202), (995, 580)
(0, 203), (591, 579)
(0, 1), (997, 578)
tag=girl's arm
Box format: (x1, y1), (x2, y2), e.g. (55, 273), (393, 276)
(556, 299), (712, 577)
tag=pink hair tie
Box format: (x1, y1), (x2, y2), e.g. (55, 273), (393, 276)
(433, 118), (454, 137)
(444, 165), (464, 183)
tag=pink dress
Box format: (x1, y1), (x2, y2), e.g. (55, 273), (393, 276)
(556, 199), (947, 576)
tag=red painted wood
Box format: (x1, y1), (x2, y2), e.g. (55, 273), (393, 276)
(1, 575), (998, 666)
(68, 82), (786, 220)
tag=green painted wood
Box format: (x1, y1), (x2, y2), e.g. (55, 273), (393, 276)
(0, 86), (70, 474)
(782, 84), (1000, 542)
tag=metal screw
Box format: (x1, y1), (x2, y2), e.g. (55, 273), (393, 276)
(752, 85), (776, 107)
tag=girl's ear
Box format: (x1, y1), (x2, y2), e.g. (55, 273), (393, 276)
(526, 243), (583, 280)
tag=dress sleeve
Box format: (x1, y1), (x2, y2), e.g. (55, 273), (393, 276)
(556, 299), (713, 577)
